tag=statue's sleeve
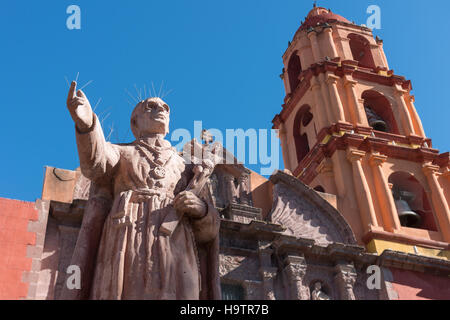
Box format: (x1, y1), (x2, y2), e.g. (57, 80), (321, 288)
(75, 114), (120, 181)
(190, 182), (220, 244)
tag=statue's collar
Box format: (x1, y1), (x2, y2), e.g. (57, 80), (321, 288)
(134, 139), (176, 168)
(135, 138), (172, 151)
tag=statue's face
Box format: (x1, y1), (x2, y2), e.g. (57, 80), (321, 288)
(314, 282), (322, 290)
(131, 98), (170, 138)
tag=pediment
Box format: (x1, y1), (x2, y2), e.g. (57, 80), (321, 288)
(268, 171), (356, 245)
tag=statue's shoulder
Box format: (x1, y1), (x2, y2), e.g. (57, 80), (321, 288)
(109, 141), (135, 155)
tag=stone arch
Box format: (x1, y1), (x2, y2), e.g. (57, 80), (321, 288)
(362, 90), (399, 134)
(287, 51), (302, 93)
(293, 104), (314, 163)
(348, 33), (376, 69)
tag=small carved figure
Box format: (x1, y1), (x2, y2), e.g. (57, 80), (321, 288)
(311, 282), (331, 300)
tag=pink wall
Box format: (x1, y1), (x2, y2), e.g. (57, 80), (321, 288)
(390, 267), (450, 300)
(0, 198), (38, 299)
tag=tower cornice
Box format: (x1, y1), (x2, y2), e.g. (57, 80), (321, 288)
(272, 60), (412, 129)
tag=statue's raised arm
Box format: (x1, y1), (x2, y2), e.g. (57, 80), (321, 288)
(66, 81), (120, 181)
(67, 81), (93, 132)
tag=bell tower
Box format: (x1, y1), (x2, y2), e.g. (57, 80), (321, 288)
(273, 6), (450, 257)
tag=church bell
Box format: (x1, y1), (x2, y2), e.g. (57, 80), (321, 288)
(364, 106), (388, 132)
(392, 189), (422, 228)
(395, 199), (422, 228)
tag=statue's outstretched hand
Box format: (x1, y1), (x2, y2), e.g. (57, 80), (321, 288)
(67, 81), (93, 131)
(173, 191), (207, 219)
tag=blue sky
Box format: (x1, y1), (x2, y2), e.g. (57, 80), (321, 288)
(1, 0), (449, 202)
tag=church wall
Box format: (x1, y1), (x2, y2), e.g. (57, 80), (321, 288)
(388, 267), (450, 300)
(34, 217), (60, 300)
(0, 198), (48, 300)
(249, 172), (272, 220)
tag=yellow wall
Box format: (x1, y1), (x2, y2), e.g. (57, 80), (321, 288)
(366, 239), (450, 260)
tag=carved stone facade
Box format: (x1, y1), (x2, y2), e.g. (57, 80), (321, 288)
(21, 166), (450, 300)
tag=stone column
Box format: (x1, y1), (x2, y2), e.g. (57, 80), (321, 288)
(347, 149), (378, 233)
(258, 242), (277, 300)
(378, 42), (390, 70)
(394, 87), (415, 136)
(277, 122), (292, 171)
(323, 28), (338, 58)
(327, 74), (346, 123)
(318, 73), (333, 124)
(311, 76), (330, 128)
(369, 153), (401, 232)
(307, 31), (321, 62)
(334, 263), (357, 300)
(259, 267), (278, 300)
(283, 255), (309, 300)
(407, 95), (426, 137)
(344, 77), (368, 126)
(423, 163), (450, 242)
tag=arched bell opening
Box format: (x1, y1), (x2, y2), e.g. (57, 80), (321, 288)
(293, 105), (314, 163)
(348, 33), (376, 70)
(287, 51), (302, 93)
(362, 90), (399, 134)
(388, 172), (437, 231)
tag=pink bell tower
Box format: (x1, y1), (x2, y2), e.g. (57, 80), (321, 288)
(273, 5), (450, 258)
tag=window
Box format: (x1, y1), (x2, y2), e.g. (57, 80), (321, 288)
(221, 283), (244, 300)
(288, 52), (302, 93)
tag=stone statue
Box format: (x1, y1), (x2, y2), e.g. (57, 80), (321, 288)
(311, 282), (331, 300)
(60, 82), (221, 300)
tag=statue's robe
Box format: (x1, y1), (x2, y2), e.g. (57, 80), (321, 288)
(59, 115), (221, 300)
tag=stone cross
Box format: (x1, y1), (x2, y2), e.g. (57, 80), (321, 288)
(201, 129), (214, 145)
